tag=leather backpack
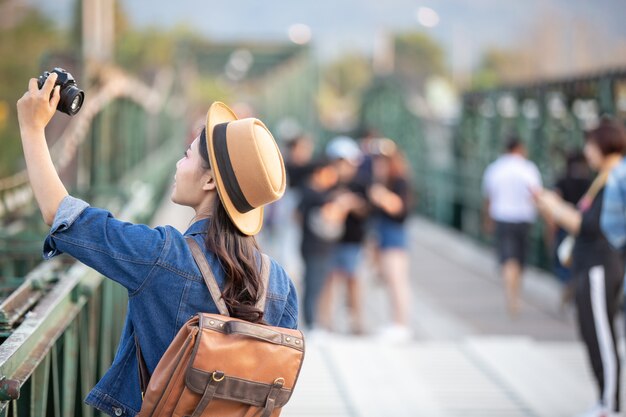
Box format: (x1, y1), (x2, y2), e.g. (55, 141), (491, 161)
(136, 237), (305, 417)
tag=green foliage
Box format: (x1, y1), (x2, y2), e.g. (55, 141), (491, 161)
(0, 9), (63, 177)
(394, 31), (447, 86)
(471, 48), (527, 90)
(323, 54), (372, 97)
(115, 23), (205, 73)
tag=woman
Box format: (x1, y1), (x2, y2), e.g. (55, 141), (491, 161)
(551, 151), (592, 308)
(535, 118), (625, 417)
(17, 74), (298, 416)
(368, 140), (412, 342)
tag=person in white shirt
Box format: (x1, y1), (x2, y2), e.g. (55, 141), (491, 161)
(482, 138), (543, 316)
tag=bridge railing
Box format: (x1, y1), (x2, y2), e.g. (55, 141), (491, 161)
(0, 66), (185, 416)
(358, 69), (626, 269)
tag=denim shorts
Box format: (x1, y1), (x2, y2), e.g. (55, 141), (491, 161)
(331, 243), (362, 276)
(374, 217), (408, 249)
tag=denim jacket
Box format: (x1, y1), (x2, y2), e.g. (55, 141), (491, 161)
(43, 196), (299, 417)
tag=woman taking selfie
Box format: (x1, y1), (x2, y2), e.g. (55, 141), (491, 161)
(534, 118), (626, 417)
(16, 73), (298, 416)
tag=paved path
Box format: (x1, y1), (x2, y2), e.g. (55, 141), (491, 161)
(151, 195), (606, 417)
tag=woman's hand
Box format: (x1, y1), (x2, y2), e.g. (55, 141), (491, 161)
(368, 183), (404, 216)
(16, 73), (61, 135)
(368, 184), (388, 207)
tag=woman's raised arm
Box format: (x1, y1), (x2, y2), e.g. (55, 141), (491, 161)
(16, 72), (68, 225)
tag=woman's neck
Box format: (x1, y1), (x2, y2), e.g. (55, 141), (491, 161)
(600, 154), (623, 173)
(192, 194), (217, 222)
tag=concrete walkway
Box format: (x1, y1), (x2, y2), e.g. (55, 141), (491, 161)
(151, 195), (606, 417)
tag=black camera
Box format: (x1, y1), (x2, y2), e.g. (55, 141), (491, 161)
(37, 67), (84, 116)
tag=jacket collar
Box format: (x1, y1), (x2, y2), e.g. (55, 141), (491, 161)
(184, 218), (210, 236)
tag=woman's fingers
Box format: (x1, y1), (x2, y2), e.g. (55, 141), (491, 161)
(41, 72), (58, 97)
(28, 78), (39, 93)
(50, 86), (61, 109)
(17, 74), (60, 133)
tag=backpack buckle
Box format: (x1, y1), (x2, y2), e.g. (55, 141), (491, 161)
(212, 371), (225, 382)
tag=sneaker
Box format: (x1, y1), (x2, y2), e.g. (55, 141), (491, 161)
(376, 324), (412, 344)
(575, 402), (608, 417)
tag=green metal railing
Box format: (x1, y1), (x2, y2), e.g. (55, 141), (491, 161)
(358, 70), (626, 269)
(253, 46), (320, 139)
(453, 70), (626, 266)
(0, 67), (185, 415)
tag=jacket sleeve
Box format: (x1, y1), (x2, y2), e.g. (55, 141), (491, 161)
(43, 195), (167, 294)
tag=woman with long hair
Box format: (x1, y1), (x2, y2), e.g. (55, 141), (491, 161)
(368, 140), (412, 342)
(535, 118), (626, 417)
(16, 74), (298, 416)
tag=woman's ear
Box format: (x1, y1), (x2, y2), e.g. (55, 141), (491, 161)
(201, 171), (216, 191)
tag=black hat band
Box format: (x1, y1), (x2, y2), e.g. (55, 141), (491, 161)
(213, 122), (255, 213)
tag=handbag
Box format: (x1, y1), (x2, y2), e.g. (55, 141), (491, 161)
(557, 235), (575, 267)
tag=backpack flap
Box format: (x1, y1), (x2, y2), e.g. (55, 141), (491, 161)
(184, 313), (305, 411)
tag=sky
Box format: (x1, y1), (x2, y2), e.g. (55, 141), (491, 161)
(30, 0), (626, 72)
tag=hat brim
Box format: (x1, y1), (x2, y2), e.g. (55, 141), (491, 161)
(206, 102), (264, 236)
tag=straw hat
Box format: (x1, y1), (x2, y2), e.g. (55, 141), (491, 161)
(205, 102), (286, 236)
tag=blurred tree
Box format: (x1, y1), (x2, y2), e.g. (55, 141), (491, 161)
(318, 53), (373, 131)
(471, 48), (528, 89)
(394, 32), (447, 88)
(0, 5), (62, 177)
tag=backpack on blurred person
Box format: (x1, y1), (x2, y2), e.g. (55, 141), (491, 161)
(136, 238), (306, 417)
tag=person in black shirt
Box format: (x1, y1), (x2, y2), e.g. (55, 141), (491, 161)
(535, 119), (626, 417)
(296, 158), (362, 331)
(551, 151), (592, 307)
(368, 140), (413, 343)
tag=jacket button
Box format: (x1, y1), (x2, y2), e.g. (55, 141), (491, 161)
(113, 407), (123, 416)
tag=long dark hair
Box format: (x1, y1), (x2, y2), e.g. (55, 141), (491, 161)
(198, 128), (265, 324)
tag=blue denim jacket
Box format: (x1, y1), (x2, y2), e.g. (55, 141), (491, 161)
(43, 196), (299, 417)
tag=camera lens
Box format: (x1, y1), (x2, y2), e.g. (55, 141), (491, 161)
(61, 86), (84, 116)
(70, 95), (81, 112)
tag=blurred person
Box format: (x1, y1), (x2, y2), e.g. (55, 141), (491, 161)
(481, 137), (542, 317)
(296, 158), (361, 333)
(285, 134), (315, 191)
(260, 133), (313, 278)
(16, 77), (298, 416)
(551, 151), (592, 308)
(318, 137), (369, 335)
(535, 118), (626, 417)
(368, 141), (413, 342)
(354, 127), (381, 188)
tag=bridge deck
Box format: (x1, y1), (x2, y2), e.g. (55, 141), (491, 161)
(151, 193), (606, 417)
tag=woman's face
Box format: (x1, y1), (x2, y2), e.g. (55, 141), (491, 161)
(171, 136), (212, 207)
(583, 140), (604, 170)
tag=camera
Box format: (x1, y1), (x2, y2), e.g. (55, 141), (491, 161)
(37, 68), (84, 116)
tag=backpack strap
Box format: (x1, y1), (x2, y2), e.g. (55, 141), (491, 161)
(186, 237), (230, 316)
(186, 238), (271, 315)
(256, 254), (271, 312)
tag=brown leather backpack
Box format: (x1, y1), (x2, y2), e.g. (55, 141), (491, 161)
(136, 238), (305, 417)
